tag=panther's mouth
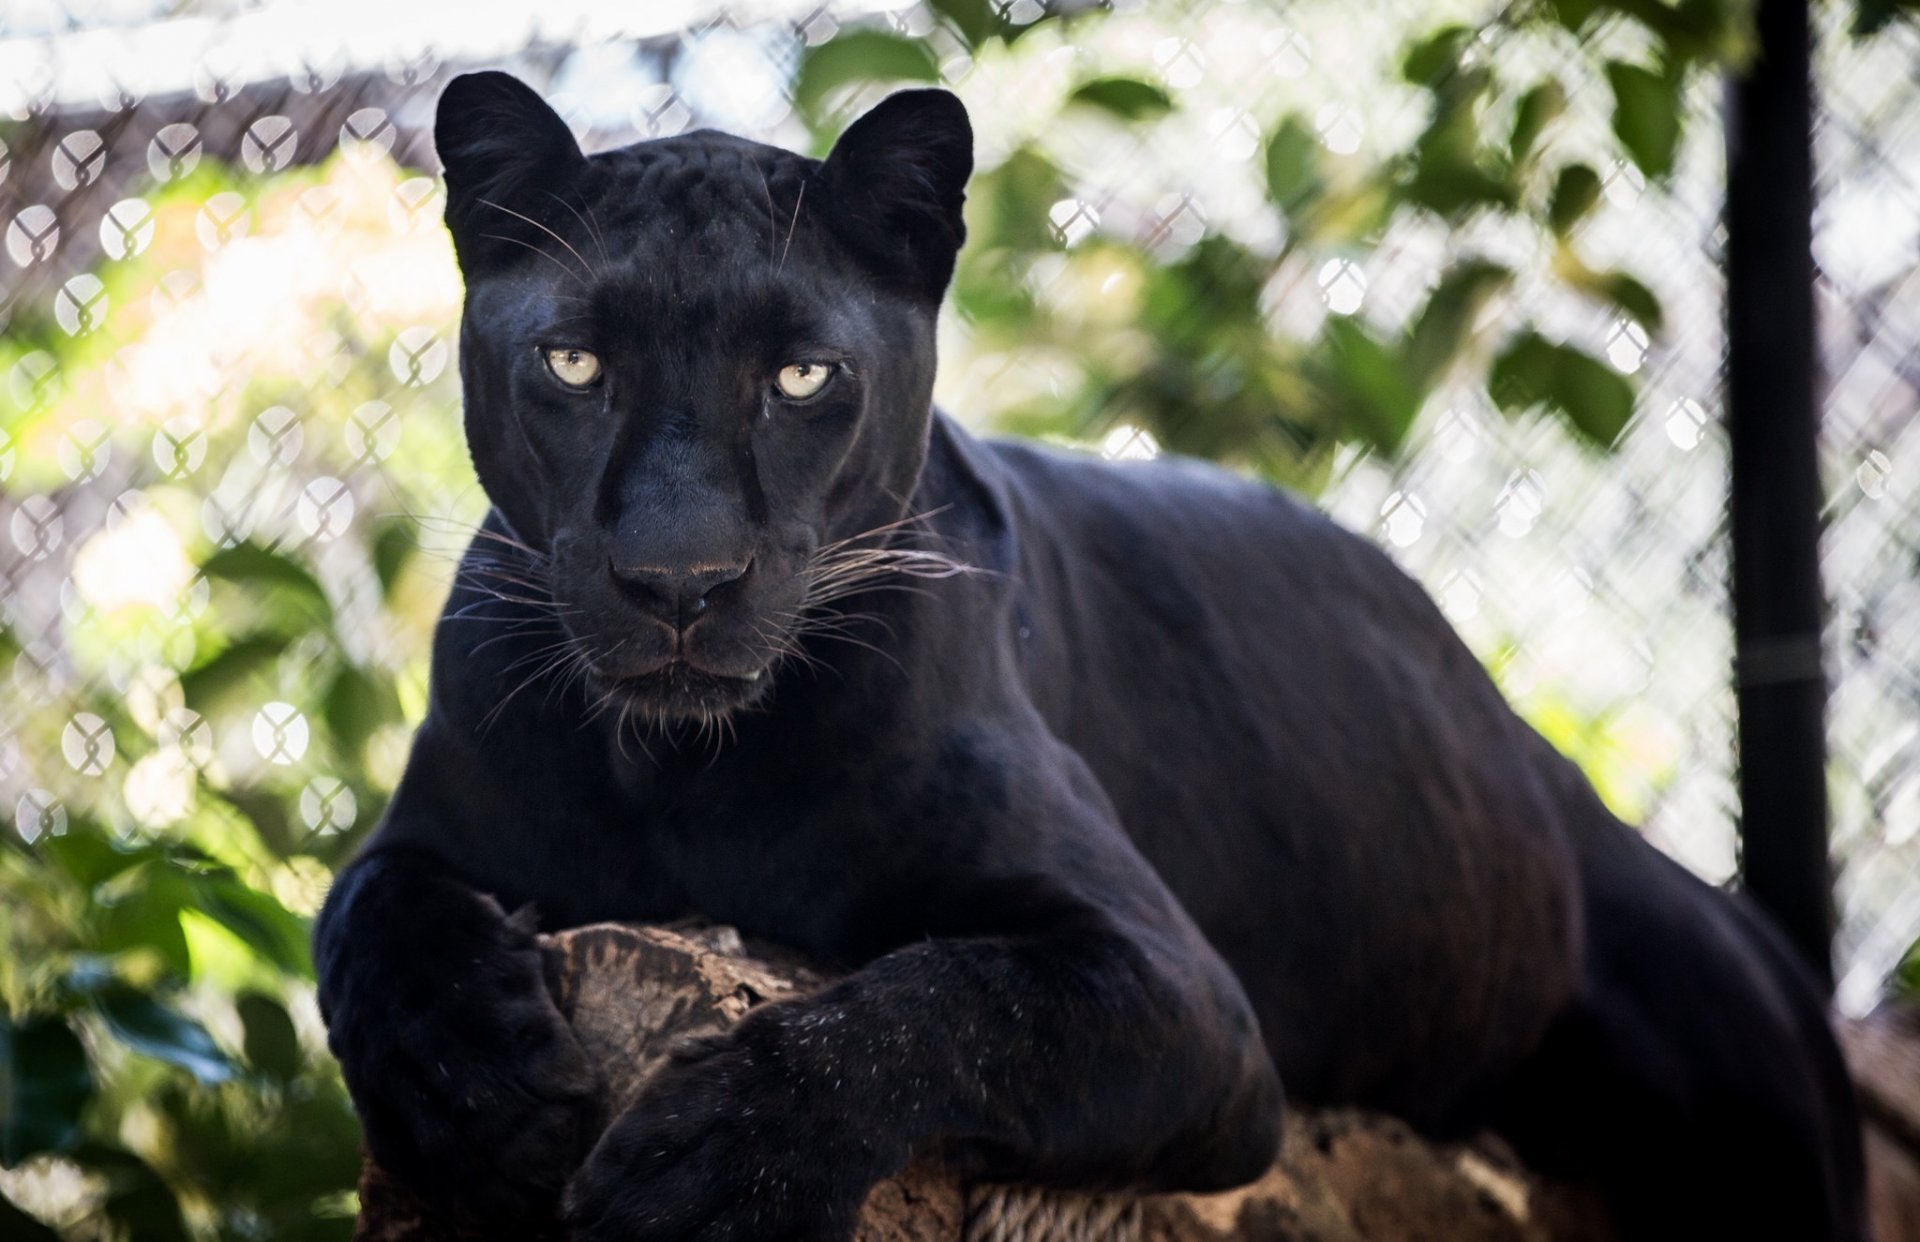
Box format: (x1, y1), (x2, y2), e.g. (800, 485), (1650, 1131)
(592, 658), (772, 725)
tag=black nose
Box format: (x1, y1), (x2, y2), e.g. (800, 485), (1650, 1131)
(608, 556), (750, 629)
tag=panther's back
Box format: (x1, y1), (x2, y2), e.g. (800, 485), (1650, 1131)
(974, 430), (1587, 1117)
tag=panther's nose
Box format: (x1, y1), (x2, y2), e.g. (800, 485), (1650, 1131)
(608, 557), (750, 630)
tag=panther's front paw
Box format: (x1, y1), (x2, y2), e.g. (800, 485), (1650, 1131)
(329, 911), (600, 1224)
(563, 1029), (874, 1242)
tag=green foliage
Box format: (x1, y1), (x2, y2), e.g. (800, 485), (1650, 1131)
(1404, 261), (1517, 393)
(1548, 163), (1604, 235)
(94, 988), (234, 1085)
(1509, 81), (1568, 167)
(1856, 0), (1920, 33)
(1491, 330), (1637, 448)
(1894, 940), (1920, 1000)
(1066, 77), (1174, 120)
(1313, 260), (1517, 457)
(791, 30), (940, 123)
(2, 1016), (93, 1166)
(235, 993), (303, 1082)
(1606, 61), (1684, 179)
(2, 154), (448, 1234)
(1262, 118), (1323, 214)
(783, 0), (1738, 476)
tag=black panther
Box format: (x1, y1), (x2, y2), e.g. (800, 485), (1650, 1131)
(315, 72), (1865, 1241)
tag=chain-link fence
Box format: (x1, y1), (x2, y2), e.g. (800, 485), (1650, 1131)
(1813, 0), (1920, 1011)
(0, 0), (1913, 1041)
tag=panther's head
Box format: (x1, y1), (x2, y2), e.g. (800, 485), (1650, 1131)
(434, 72), (972, 725)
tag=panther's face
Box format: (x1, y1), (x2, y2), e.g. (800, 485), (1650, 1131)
(435, 73), (971, 724)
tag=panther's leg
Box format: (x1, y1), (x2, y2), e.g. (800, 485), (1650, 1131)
(1495, 844), (1866, 1241)
(563, 722), (1284, 1242)
(316, 841), (601, 1225)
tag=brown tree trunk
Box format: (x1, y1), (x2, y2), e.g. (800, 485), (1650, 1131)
(352, 922), (1628, 1241)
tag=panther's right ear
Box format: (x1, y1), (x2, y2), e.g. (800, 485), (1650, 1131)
(434, 71), (586, 273)
(821, 89), (972, 303)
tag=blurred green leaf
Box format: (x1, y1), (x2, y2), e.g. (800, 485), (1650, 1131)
(1587, 269), (1664, 332)
(1491, 331), (1636, 447)
(152, 1078), (243, 1190)
(1323, 316), (1422, 455)
(1854, 0), (1920, 33)
(1548, 163), (1604, 235)
(1405, 158), (1516, 217)
(82, 1142), (190, 1242)
(325, 665), (401, 767)
(1404, 261), (1514, 390)
(94, 987), (234, 1084)
(1264, 117), (1324, 218)
(1610, 0), (1747, 60)
(1491, 333), (1558, 409)
(1, 1015), (93, 1167)
(792, 30), (941, 120)
(44, 830), (152, 889)
(1403, 24), (1474, 85)
(228, 1087), (364, 1213)
(180, 633), (293, 713)
(1606, 61), (1682, 178)
(197, 878), (313, 978)
(1892, 935), (1920, 998)
(200, 542), (332, 624)
(1404, 69), (1516, 217)
(923, 0), (1005, 46)
(1298, 181), (1394, 245)
(1068, 76), (1174, 120)
(965, 145), (1068, 254)
(237, 992), (303, 1081)
(1509, 80), (1566, 166)
(95, 875), (194, 978)
(225, 786), (298, 858)
(1143, 237), (1267, 348)
(370, 515), (419, 599)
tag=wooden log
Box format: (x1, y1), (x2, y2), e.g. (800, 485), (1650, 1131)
(353, 922), (1627, 1241)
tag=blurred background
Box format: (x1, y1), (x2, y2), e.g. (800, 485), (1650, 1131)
(0, 0), (1914, 1236)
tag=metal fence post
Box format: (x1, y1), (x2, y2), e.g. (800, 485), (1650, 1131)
(1725, 0), (1835, 991)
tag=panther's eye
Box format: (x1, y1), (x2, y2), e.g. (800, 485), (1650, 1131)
(773, 361), (834, 401)
(543, 347), (602, 389)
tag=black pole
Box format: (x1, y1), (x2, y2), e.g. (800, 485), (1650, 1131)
(1724, 0), (1833, 991)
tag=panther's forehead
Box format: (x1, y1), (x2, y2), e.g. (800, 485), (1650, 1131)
(484, 135), (855, 343)
(577, 131), (817, 258)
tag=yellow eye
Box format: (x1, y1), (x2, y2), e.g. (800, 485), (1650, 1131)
(544, 347), (601, 388)
(774, 361), (833, 401)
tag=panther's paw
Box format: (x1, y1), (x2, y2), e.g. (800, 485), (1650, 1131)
(329, 908), (600, 1224)
(564, 1027), (871, 1242)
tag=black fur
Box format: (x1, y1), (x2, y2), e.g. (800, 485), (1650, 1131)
(315, 76), (1866, 1240)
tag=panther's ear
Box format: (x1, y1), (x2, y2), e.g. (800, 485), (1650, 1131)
(435, 71), (587, 273)
(821, 89), (972, 303)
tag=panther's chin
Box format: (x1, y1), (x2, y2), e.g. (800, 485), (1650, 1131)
(592, 659), (772, 725)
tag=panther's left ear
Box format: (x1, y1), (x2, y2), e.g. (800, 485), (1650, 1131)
(435, 71), (588, 273)
(821, 89), (973, 302)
